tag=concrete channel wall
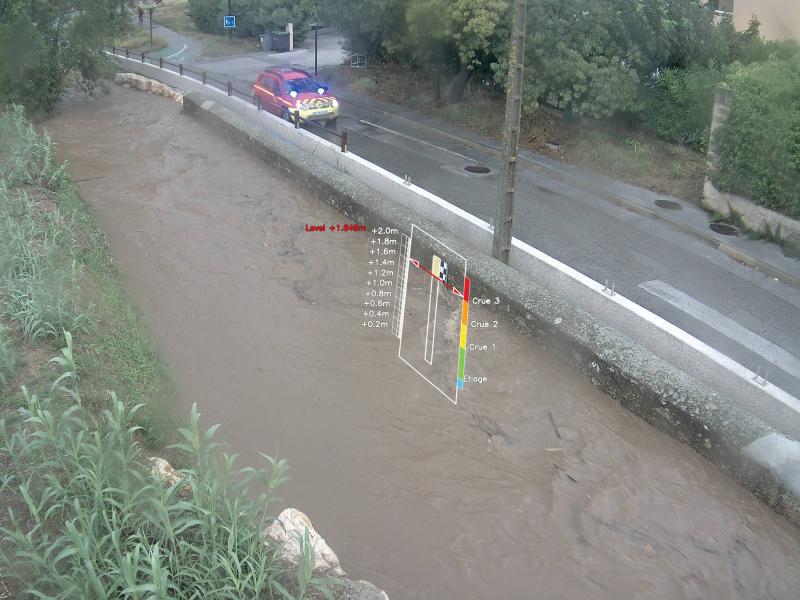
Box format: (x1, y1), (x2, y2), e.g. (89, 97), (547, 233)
(108, 55), (800, 523)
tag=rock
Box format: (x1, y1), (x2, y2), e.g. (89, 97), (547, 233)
(147, 457), (192, 499)
(264, 508), (346, 577)
(114, 72), (183, 103)
(143, 465), (390, 598)
(334, 580), (390, 600)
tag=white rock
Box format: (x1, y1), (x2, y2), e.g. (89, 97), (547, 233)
(147, 457), (191, 498)
(264, 508), (346, 577)
(114, 73), (183, 103)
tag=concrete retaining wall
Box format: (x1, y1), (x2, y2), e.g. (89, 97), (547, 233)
(179, 91), (800, 524)
(703, 180), (800, 253)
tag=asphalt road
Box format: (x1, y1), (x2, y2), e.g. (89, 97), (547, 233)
(152, 29), (800, 400)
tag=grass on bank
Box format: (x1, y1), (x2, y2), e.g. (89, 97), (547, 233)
(330, 63), (706, 202)
(153, 0), (258, 57)
(114, 25), (169, 53)
(0, 106), (336, 598)
(0, 104), (171, 444)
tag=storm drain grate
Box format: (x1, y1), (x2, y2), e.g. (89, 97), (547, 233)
(709, 222), (740, 236)
(655, 199), (682, 210)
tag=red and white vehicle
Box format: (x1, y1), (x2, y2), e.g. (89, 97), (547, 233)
(253, 67), (340, 127)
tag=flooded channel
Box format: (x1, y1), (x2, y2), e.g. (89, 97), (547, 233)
(49, 86), (800, 599)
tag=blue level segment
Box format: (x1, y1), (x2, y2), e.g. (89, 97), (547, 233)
(457, 378), (464, 390)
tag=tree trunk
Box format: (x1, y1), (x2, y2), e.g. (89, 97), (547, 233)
(445, 66), (473, 105)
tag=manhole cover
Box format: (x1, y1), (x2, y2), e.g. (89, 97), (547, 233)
(709, 221), (740, 236)
(655, 199), (682, 210)
(464, 165), (491, 174)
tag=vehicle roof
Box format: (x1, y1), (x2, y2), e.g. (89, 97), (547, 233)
(263, 67), (313, 80)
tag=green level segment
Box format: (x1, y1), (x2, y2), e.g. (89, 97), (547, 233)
(457, 347), (466, 379)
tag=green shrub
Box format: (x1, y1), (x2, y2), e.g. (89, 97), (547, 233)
(187, 0), (226, 34)
(712, 56), (800, 219)
(0, 336), (336, 598)
(645, 67), (724, 152)
(188, 0), (309, 40)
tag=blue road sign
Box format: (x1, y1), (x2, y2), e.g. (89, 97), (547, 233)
(223, 15), (235, 28)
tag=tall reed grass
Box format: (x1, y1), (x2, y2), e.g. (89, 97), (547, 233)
(0, 107), (94, 343)
(0, 324), (15, 389)
(0, 335), (334, 599)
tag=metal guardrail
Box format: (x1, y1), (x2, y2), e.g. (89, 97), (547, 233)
(108, 46), (349, 153)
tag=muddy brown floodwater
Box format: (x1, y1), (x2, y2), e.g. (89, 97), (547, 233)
(48, 86), (800, 599)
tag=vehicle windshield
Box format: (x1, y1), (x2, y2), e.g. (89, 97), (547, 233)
(283, 77), (323, 95)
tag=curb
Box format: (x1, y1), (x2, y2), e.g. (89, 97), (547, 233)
(336, 93), (800, 290)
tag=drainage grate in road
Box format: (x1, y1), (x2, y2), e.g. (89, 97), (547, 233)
(655, 199), (682, 210)
(464, 165), (491, 174)
(709, 221), (740, 236)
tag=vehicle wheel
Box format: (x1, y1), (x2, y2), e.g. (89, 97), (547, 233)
(282, 110), (293, 123)
(326, 118), (338, 129)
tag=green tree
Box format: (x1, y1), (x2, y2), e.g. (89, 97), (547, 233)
(317, 0), (406, 58)
(189, 0), (312, 40)
(404, 0), (506, 104)
(0, 0), (124, 114)
(187, 0), (226, 34)
(490, 0), (719, 119)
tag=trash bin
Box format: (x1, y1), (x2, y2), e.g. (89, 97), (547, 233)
(259, 32), (273, 52)
(271, 31), (290, 52)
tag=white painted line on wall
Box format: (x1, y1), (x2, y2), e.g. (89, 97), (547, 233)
(640, 280), (800, 381)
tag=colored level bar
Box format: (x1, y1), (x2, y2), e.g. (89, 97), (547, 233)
(456, 277), (471, 390)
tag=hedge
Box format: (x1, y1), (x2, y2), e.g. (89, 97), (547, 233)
(645, 67), (725, 153)
(711, 56), (800, 219)
(187, 0), (309, 40)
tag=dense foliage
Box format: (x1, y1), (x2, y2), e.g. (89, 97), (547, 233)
(645, 67), (726, 152)
(0, 0), (124, 114)
(495, 0), (720, 119)
(712, 56), (800, 219)
(187, 0), (312, 40)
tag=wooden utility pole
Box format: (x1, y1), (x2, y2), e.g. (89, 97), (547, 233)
(492, 0), (527, 264)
